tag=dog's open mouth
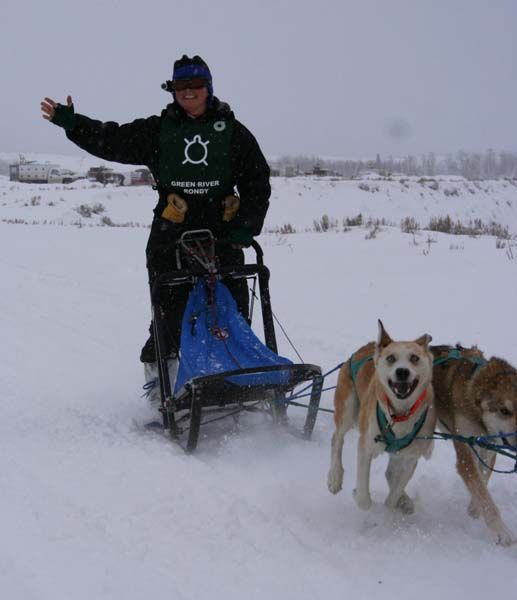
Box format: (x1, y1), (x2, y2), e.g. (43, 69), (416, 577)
(389, 378), (419, 399)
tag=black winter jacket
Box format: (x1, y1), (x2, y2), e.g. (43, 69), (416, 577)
(65, 98), (271, 245)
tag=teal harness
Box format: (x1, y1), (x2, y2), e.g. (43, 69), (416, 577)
(349, 355), (373, 381)
(375, 404), (428, 453)
(432, 347), (487, 433)
(432, 347), (487, 369)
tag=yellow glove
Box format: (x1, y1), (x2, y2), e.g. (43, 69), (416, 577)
(162, 194), (188, 223)
(222, 195), (240, 222)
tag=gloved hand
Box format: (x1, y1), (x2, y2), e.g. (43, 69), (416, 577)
(52, 101), (77, 131)
(222, 194), (240, 222)
(162, 193), (188, 223)
(228, 228), (253, 248)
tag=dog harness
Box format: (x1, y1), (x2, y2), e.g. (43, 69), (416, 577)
(432, 346), (487, 433)
(349, 354), (373, 382)
(432, 347), (486, 368)
(375, 404), (428, 453)
(348, 353), (429, 453)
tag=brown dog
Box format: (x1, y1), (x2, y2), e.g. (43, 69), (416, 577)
(432, 345), (517, 545)
(328, 321), (435, 514)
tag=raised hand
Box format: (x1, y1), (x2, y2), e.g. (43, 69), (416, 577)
(41, 95), (73, 121)
(41, 96), (76, 130)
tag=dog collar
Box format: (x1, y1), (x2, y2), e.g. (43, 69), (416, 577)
(382, 387), (428, 423)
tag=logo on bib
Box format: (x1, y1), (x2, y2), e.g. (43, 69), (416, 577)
(183, 135), (210, 166)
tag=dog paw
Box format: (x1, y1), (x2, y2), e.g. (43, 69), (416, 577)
(384, 492), (414, 514)
(353, 488), (372, 510)
(327, 467), (344, 494)
(395, 493), (415, 515)
(495, 526), (516, 547)
(468, 500), (481, 520)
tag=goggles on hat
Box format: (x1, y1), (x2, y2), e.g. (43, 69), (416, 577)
(170, 77), (208, 92)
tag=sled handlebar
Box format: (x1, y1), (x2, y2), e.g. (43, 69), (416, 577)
(214, 237), (264, 264)
(147, 230), (265, 275)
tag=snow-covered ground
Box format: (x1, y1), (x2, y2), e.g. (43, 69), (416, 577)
(2, 170), (517, 233)
(1, 169), (517, 599)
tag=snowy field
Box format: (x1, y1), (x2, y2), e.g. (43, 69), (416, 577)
(1, 169), (517, 599)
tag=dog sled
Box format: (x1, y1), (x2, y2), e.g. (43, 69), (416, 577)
(147, 230), (323, 452)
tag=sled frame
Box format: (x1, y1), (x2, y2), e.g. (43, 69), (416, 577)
(147, 230), (323, 452)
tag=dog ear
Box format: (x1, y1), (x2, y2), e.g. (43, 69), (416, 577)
(414, 333), (432, 347)
(377, 319), (393, 348)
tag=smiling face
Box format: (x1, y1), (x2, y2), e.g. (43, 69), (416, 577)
(175, 84), (209, 118)
(377, 342), (430, 400)
(375, 321), (433, 401)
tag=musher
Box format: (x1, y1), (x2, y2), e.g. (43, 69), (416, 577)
(41, 54), (271, 396)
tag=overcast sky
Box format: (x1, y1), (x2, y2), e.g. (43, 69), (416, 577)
(2, 0), (516, 159)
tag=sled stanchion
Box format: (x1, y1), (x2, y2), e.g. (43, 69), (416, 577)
(303, 372), (324, 438)
(257, 266), (278, 354)
(271, 390), (288, 425)
(152, 306), (177, 433)
(147, 270), (176, 432)
(249, 241), (278, 354)
(186, 384), (202, 452)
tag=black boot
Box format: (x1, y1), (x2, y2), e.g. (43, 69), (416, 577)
(139, 322), (179, 364)
(140, 334), (157, 363)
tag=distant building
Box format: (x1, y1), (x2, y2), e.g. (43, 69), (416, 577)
(130, 168), (154, 186)
(87, 166), (125, 186)
(312, 165), (330, 176)
(9, 157), (74, 184)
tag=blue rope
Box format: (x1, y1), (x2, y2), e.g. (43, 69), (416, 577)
(287, 362), (343, 402)
(141, 378), (158, 399)
(470, 443), (517, 475)
(415, 431), (517, 474)
(282, 362), (345, 416)
(287, 400), (335, 414)
(287, 385), (337, 402)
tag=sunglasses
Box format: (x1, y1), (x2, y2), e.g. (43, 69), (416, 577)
(170, 77), (208, 92)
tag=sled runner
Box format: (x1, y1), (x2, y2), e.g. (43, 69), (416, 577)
(147, 230), (323, 451)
